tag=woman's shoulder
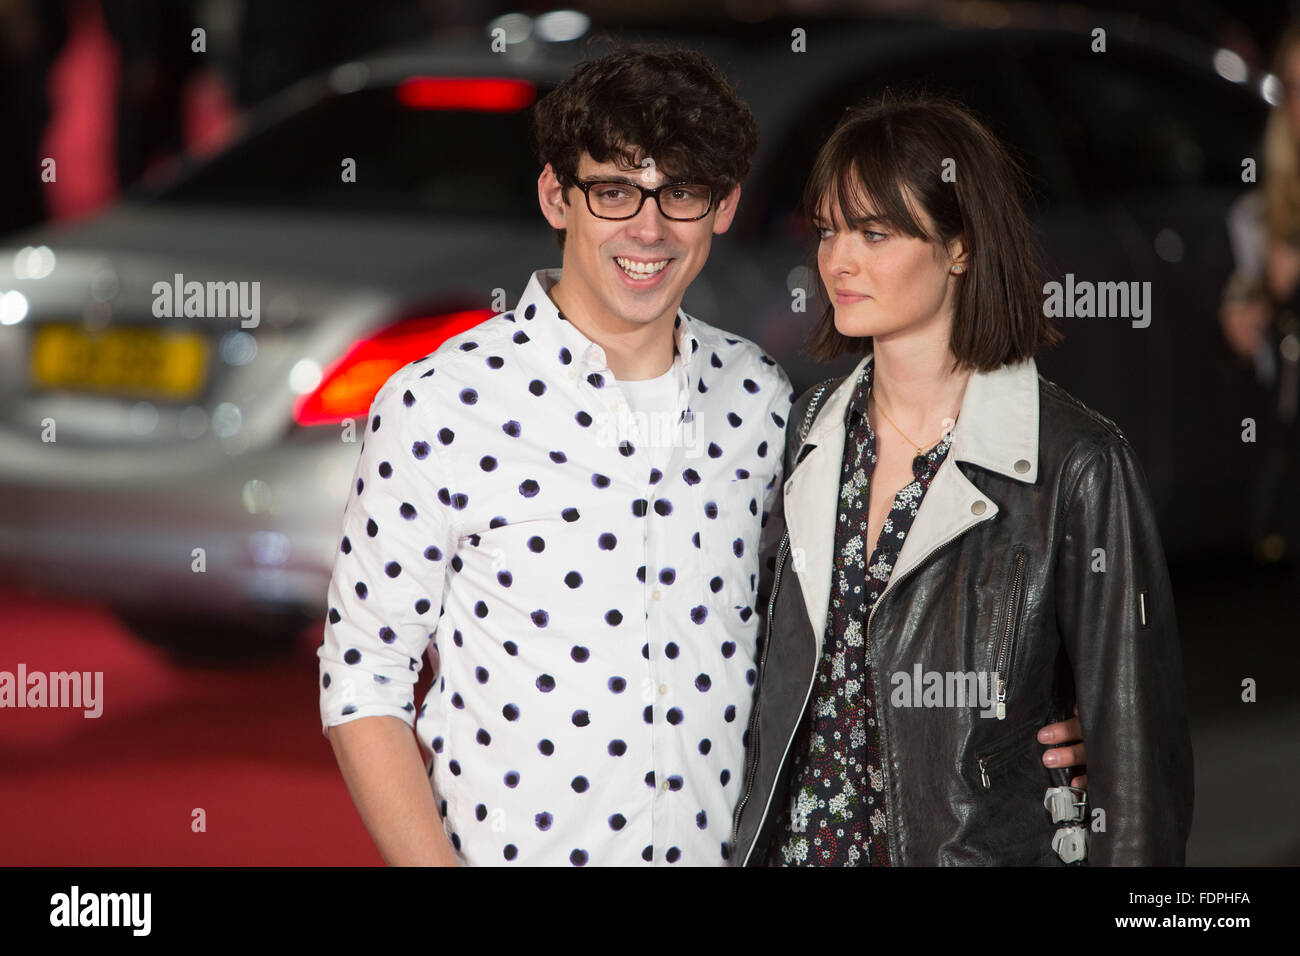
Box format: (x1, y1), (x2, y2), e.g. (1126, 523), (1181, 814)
(1036, 374), (1136, 465)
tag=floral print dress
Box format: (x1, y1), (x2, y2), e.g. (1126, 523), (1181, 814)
(766, 361), (954, 866)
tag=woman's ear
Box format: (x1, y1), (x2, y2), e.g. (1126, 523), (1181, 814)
(947, 232), (969, 272)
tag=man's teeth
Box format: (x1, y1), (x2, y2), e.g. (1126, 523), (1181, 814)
(615, 257), (669, 277)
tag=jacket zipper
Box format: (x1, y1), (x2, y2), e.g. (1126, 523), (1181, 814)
(732, 530), (796, 858)
(863, 516), (994, 866)
(993, 549), (1027, 720)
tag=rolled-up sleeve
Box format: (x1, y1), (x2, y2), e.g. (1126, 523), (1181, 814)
(1054, 437), (1194, 864)
(317, 375), (456, 736)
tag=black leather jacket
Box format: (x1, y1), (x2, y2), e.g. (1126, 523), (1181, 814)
(730, 355), (1194, 865)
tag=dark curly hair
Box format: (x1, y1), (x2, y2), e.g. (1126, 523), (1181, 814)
(533, 43), (760, 249)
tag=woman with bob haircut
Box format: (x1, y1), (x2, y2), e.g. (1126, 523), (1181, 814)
(731, 94), (1194, 866)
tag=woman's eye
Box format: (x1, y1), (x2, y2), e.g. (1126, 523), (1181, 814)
(864, 230), (888, 242)
(817, 227), (834, 240)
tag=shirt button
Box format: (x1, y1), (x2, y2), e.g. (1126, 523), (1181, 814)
(658, 684), (668, 695)
(661, 781), (671, 791)
(652, 589), (662, 600)
(971, 500), (987, 515)
(1014, 458), (1031, 474)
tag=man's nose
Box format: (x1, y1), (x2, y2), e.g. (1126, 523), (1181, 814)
(624, 192), (670, 242)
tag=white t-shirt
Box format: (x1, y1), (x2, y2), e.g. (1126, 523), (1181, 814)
(615, 358), (682, 473)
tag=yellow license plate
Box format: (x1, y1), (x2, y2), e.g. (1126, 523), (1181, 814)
(29, 324), (210, 400)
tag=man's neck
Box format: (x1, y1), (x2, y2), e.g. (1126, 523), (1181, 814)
(869, 324), (971, 442)
(548, 276), (678, 381)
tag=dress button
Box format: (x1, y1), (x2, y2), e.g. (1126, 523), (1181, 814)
(658, 684), (668, 695)
(971, 500), (987, 516)
(1014, 458), (1030, 473)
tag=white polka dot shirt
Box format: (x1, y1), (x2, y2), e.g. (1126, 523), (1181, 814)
(318, 268), (794, 865)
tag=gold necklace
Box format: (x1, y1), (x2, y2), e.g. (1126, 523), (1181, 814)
(869, 386), (954, 456)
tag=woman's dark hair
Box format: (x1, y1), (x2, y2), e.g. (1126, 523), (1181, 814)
(803, 93), (1061, 370)
(533, 43), (760, 249)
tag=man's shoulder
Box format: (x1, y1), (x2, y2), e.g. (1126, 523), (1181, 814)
(378, 312), (522, 395)
(681, 312), (792, 400)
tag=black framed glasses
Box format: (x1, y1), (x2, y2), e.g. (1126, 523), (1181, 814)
(573, 179), (714, 221)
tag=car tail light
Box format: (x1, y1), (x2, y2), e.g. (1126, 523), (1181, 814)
(396, 77), (536, 112)
(293, 308), (492, 426)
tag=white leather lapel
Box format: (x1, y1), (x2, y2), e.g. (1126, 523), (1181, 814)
(888, 357), (1039, 584)
(782, 355), (1041, 645)
(784, 356), (870, 654)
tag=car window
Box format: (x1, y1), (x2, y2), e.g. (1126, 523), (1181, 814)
(1014, 41), (1266, 199)
(155, 83), (546, 218)
(747, 45), (1062, 243)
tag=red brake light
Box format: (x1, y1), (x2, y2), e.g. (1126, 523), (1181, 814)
(396, 77), (536, 112)
(294, 309), (493, 426)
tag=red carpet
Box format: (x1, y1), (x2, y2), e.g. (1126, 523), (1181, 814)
(0, 587), (387, 865)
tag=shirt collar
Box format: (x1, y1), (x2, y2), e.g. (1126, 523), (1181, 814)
(516, 268), (704, 414)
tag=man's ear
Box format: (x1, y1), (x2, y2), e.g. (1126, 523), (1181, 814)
(711, 183), (742, 235)
(538, 163), (569, 230)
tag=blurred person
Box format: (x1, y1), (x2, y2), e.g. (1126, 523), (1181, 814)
(1220, 17), (1300, 560)
(316, 47), (1088, 866)
(733, 95), (1192, 866)
(0, 0), (68, 235)
(100, 0), (200, 187)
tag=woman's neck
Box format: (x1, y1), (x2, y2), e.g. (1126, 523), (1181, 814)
(869, 335), (971, 445)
